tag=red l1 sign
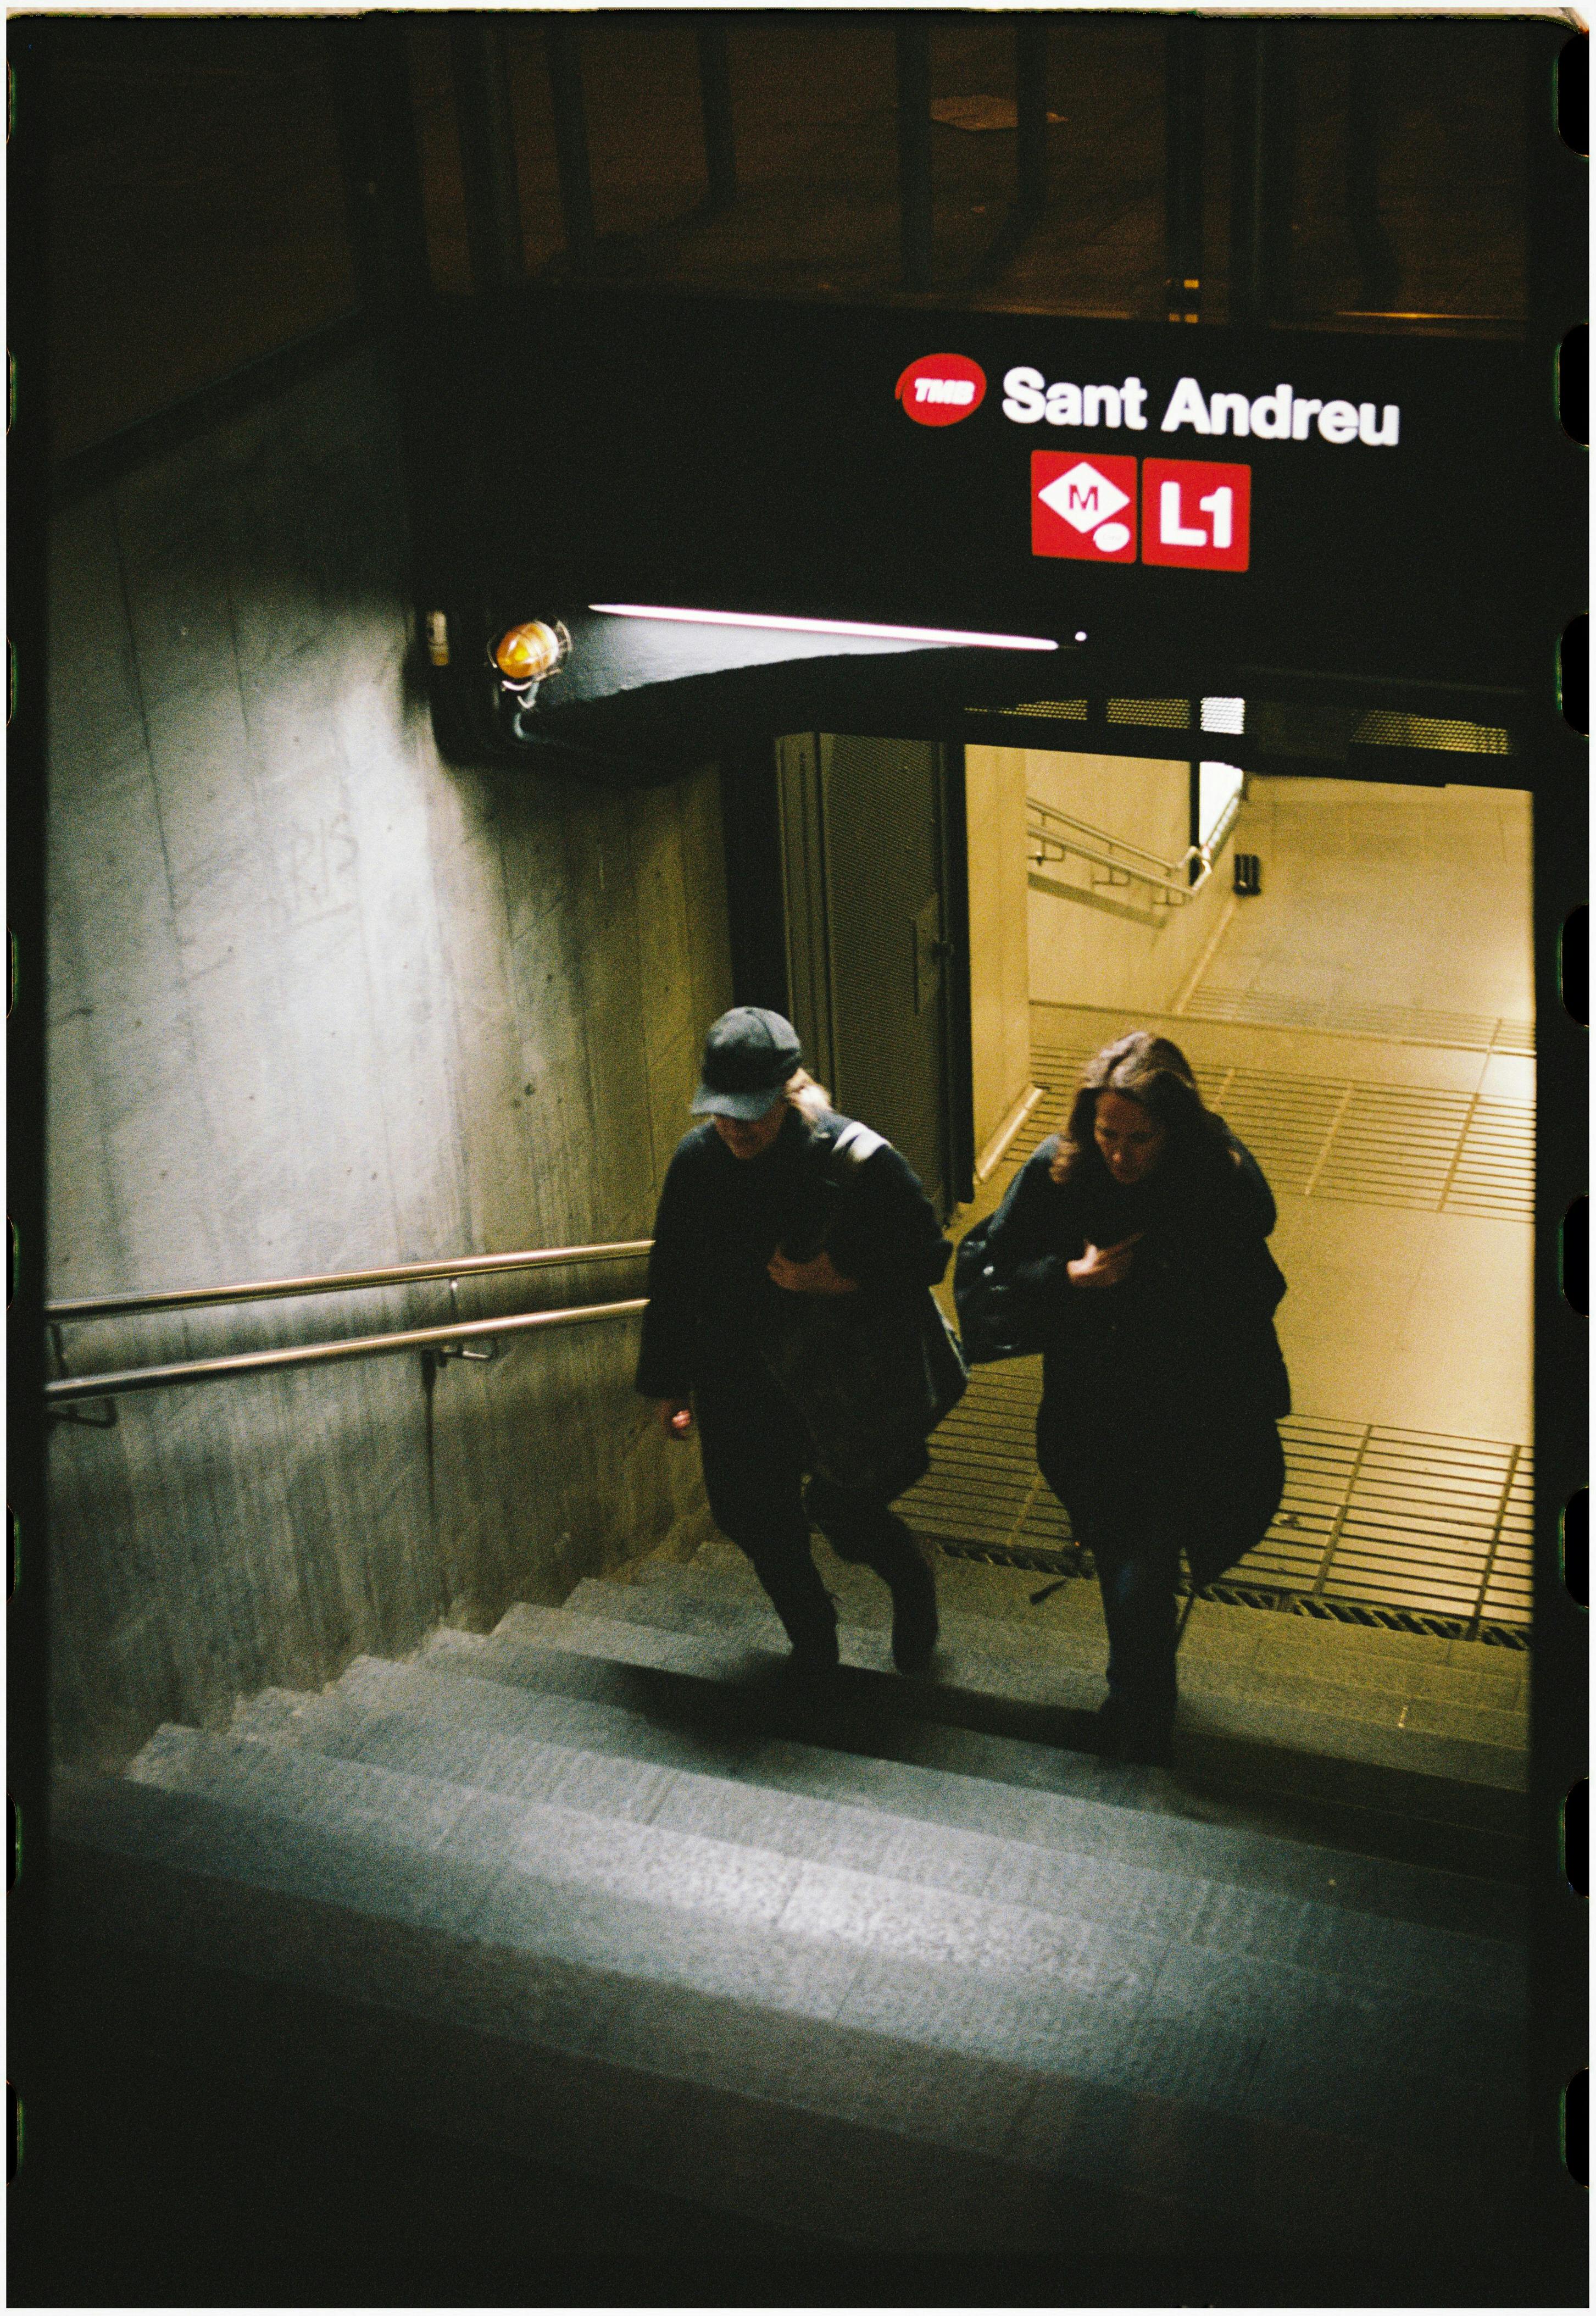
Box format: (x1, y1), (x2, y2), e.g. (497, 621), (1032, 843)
(1141, 458), (1252, 570)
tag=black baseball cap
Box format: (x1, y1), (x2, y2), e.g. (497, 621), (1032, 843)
(691, 1008), (803, 1119)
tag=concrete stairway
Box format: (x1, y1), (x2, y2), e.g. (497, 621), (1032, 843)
(578, 1539), (1531, 1783)
(560, 1544), (1531, 1877)
(54, 1557), (1531, 2279)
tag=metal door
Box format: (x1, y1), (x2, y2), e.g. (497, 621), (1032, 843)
(776, 732), (954, 1214)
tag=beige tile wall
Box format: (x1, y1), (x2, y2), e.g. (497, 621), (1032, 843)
(1202, 780), (1533, 1021)
(1023, 749), (1235, 1015)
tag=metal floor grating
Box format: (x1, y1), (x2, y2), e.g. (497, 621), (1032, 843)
(1247, 1414), (1532, 1629)
(1175, 989), (1536, 1056)
(1023, 1044), (1534, 1223)
(902, 1365), (1533, 1638)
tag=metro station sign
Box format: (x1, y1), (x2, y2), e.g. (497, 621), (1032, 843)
(1141, 459), (1250, 571)
(430, 290), (1539, 692)
(1031, 453), (1251, 569)
(1032, 454), (1138, 560)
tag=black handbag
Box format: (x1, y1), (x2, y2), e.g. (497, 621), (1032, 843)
(952, 1211), (1048, 1365)
(758, 1123), (968, 1493)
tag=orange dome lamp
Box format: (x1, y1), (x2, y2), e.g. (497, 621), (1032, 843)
(491, 619), (571, 703)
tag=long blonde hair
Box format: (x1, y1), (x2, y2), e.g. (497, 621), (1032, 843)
(783, 1067), (832, 1127)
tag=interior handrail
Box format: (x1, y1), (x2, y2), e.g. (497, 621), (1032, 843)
(44, 1296), (648, 1405)
(46, 1238), (654, 1325)
(1027, 795), (1188, 876)
(1025, 796), (1211, 901)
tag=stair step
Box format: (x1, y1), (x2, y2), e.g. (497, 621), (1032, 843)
(396, 1617), (1525, 1943)
(443, 1601), (1527, 1885)
(98, 1729), (1517, 2170)
(566, 1569), (1529, 1790)
(57, 1497), (1539, 2274)
(633, 1543), (1534, 1715)
(647, 1536), (1534, 1709)
(229, 1656), (1525, 2006)
(576, 1559), (1102, 1663)
(61, 1763), (1500, 2268)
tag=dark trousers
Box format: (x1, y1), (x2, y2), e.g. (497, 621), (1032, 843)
(1037, 1421), (1188, 1726)
(1086, 1522), (1182, 1719)
(695, 1363), (928, 1653)
(1039, 1414), (1284, 1729)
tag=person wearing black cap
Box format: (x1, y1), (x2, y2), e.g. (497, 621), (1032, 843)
(636, 1007), (951, 1675)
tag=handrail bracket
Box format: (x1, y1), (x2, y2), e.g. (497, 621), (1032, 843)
(436, 1278), (498, 1363)
(46, 1321), (119, 1428)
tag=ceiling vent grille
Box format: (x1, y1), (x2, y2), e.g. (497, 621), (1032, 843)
(1353, 710), (1514, 755)
(1106, 697), (1192, 728)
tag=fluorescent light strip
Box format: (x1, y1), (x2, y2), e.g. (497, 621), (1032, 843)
(588, 603), (1059, 653)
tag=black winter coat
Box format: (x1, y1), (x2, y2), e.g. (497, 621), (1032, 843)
(635, 1108), (952, 1402)
(981, 1126), (1289, 1565)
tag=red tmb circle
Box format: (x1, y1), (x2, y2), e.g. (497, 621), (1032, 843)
(896, 353), (987, 426)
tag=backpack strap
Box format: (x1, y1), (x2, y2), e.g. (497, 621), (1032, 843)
(824, 1119), (888, 1179)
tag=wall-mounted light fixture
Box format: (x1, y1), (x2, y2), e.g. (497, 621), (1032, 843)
(491, 619), (572, 713)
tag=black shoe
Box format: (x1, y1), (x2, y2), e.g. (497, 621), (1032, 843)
(1094, 1696), (1174, 1765)
(1121, 1717), (1174, 1768)
(1092, 1696), (1126, 1757)
(877, 1543), (938, 1674)
(776, 1632), (841, 1682)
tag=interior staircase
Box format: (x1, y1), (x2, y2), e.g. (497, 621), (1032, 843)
(54, 1540), (1538, 2300)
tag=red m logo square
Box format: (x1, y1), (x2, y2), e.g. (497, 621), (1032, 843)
(1031, 453), (1139, 563)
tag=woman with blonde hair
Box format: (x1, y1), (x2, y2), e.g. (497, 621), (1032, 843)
(974, 1031), (1289, 1762)
(637, 1007), (950, 1676)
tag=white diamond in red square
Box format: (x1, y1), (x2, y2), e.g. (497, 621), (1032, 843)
(1032, 453), (1139, 561)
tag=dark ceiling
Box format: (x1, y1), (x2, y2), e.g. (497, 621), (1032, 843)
(33, 12), (1539, 464)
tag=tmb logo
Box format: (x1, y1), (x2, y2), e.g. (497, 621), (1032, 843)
(896, 353), (987, 426)
(1032, 453), (1251, 570)
(1032, 454), (1138, 561)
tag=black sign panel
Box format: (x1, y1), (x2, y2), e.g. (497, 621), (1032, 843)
(424, 291), (1536, 696)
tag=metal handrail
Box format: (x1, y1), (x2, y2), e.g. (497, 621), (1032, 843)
(46, 1238), (654, 1324)
(1198, 787), (1243, 862)
(44, 1296), (648, 1405)
(1025, 795), (1213, 903)
(1028, 795), (1183, 875)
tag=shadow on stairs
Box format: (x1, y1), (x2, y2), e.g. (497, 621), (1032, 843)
(24, 1559), (1574, 2308)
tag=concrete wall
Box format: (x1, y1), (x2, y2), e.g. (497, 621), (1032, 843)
(46, 351), (732, 1767)
(1024, 748), (1234, 1015)
(964, 746), (1035, 1172)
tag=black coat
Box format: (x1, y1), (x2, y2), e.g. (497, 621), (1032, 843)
(635, 1107), (952, 1403)
(980, 1126), (1289, 1569)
